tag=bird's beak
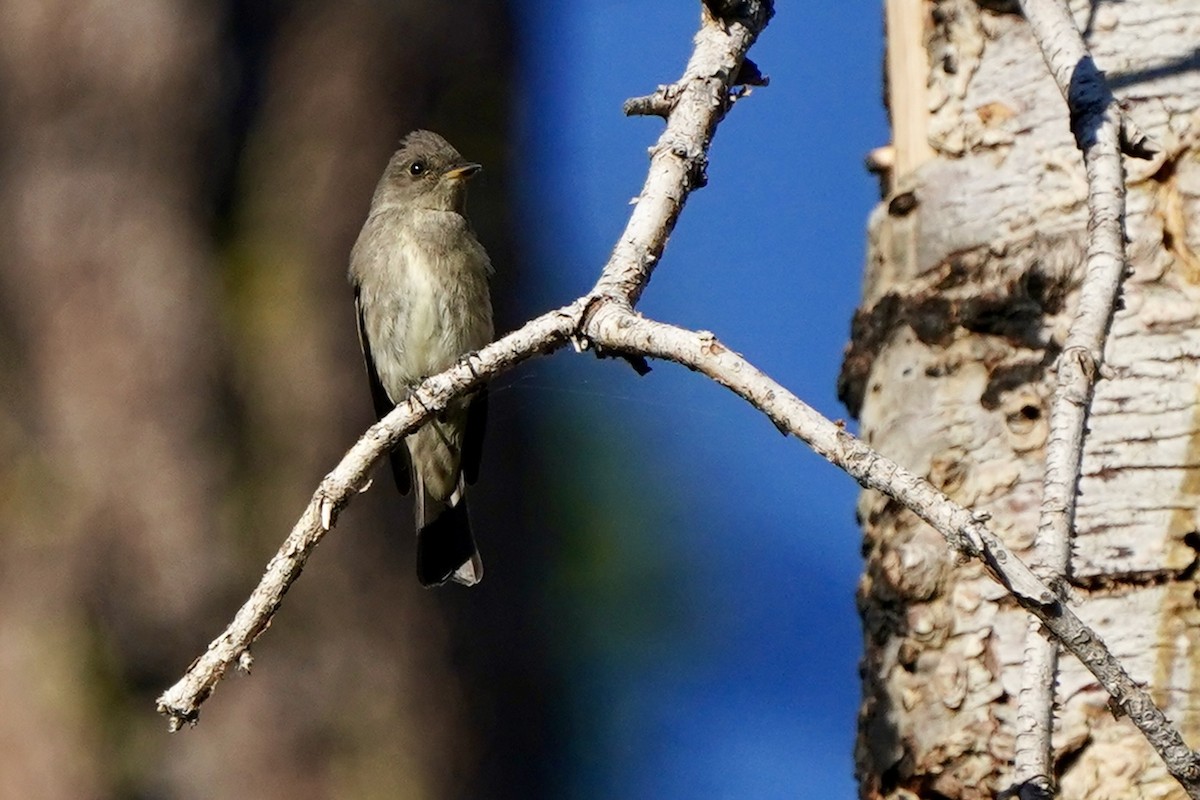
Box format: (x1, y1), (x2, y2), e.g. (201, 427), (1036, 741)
(443, 163), (482, 182)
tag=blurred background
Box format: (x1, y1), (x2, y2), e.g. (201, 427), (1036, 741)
(0, 1), (884, 798)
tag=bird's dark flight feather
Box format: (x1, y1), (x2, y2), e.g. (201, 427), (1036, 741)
(355, 288), (412, 495)
(462, 388), (488, 485)
(416, 501), (479, 586)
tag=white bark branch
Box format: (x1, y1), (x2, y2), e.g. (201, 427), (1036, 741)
(1013, 2), (1159, 793)
(155, 306), (579, 729)
(589, 307), (1200, 796)
(156, 5), (1200, 795)
(596, 2), (774, 304)
(156, 0), (774, 729)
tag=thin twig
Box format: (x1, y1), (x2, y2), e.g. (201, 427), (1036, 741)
(595, 1), (771, 302)
(1012, 1), (1161, 793)
(623, 88), (676, 118)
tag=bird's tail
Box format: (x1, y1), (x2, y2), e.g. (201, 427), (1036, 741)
(415, 481), (483, 587)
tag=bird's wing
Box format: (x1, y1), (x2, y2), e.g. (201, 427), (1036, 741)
(355, 286), (412, 495)
(461, 387), (488, 485)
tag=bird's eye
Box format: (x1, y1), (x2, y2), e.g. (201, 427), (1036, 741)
(409, 161), (426, 176)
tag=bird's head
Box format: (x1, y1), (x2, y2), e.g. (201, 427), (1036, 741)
(378, 129), (481, 214)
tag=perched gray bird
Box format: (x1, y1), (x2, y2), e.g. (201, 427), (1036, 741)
(349, 130), (494, 586)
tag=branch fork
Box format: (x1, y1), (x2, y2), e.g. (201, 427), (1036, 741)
(158, 0), (775, 730)
(155, 4), (1200, 797)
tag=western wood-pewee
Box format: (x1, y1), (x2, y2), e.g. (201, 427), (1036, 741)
(349, 130), (494, 586)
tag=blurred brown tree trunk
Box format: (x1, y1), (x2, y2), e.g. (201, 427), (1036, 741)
(0, 1), (544, 798)
(0, 0), (231, 795)
(846, 1), (1200, 798)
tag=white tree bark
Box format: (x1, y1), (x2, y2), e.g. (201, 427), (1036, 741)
(850, 1), (1200, 797)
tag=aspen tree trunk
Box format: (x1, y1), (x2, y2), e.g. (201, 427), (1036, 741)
(844, 1), (1200, 797)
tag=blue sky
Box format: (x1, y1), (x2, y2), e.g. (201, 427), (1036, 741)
(511, 2), (888, 796)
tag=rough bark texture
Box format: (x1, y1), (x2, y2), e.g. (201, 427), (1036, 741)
(846, 1), (1200, 797)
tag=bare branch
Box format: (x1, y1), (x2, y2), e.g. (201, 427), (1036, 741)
(1020, 2), (1135, 584)
(161, 297), (1200, 792)
(588, 308), (1200, 795)
(1013, 0), (1163, 790)
(157, 0), (775, 729)
(598, 0), (772, 302)
(157, 5), (1200, 794)
(156, 306), (580, 727)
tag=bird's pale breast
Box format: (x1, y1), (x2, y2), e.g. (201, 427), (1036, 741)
(354, 207), (493, 402)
